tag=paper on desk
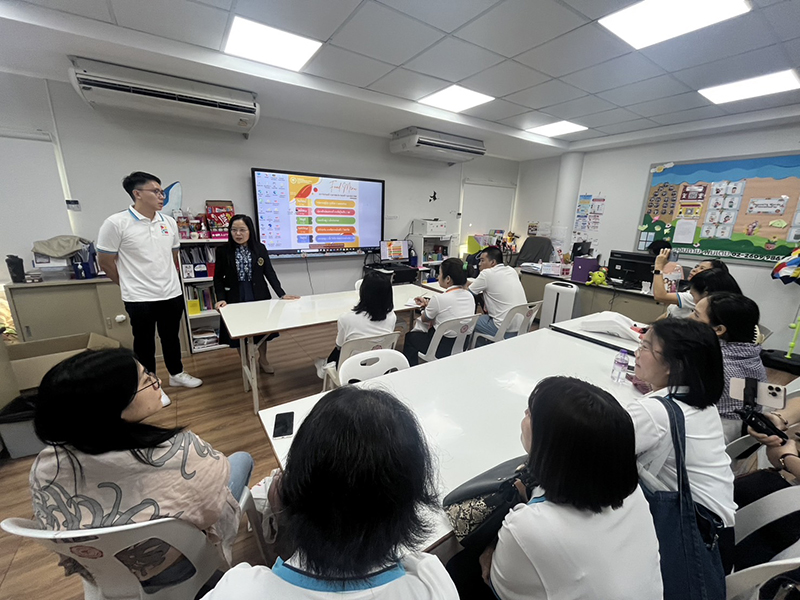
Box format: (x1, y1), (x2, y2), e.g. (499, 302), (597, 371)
(405, 297), (420, 307)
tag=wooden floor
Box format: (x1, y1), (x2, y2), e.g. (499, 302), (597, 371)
(0, 323), (339, 600)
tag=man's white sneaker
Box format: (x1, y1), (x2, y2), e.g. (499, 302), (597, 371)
(160, 390), (172, 407)
(169, 372), (203, 388)
(314, 358), (327, 380)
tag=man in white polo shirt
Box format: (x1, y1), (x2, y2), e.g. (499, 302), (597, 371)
(467, 246), (527, 343)
(97, 172), (202, 389)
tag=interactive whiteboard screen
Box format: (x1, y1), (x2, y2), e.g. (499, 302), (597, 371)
(251, 169), (384, 258)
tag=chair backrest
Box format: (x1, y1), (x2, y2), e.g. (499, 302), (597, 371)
(338, 349), (409, 385)
(337, 332), (400, 367)
(418, 314), (480, 363)
(1, 517), (223, 600)
(735, 485), (800, 547)
(496, 301), (543, 338)
(725, 434), (759, 461)
(354, 278), (363, 291)
(725, 557), (800, 600)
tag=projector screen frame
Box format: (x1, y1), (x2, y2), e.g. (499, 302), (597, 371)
(250, 167), (385, 260)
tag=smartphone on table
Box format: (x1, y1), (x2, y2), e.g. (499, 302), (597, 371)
(273, 412), (295, 439)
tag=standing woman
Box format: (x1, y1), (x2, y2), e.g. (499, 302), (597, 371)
(214, 215), (299, 374)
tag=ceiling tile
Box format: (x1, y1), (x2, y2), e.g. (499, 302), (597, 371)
(763, 1), (800, 42)
(22, 0), (113, 22)
(641, 12), (776, 72)
(515, 24), (630, 77)
(500, 111), (560, 130)
(597, 75), (691, 106)
(111, 0), (228, 49)
(562, 53), (665, 93)
(304, 45), (393, 87)
(573, 107), (641, 127)
(234, 0), (361, 40)
(463, 99), (529, 121)
(561, 128), (607, 141)
(331, 2), (443, 65)
(650, 106), (728, 125)
(367, 68), (449, 100)
(380, 0), (500, 33)
(720, 89), (800, 114)
(559, 0), (637, 20)
(671, 45), (792, 90)
(627, 92), (712, 117)
(541, 95), (616, 119)
(596, 118), (659, 135)
(459, 60), (549, 97)
(193, 0), (233, 10)
(505, 79), (587, 109)
(784, 38), (800, 65)
(752, 0), (784, 6)
(404, 37), (504, 82)
(455, 0), (588, 58)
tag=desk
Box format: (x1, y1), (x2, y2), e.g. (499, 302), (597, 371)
(550, 314), (643, 353)
(221, 284), (422, 413)
(258, 328), (643, 549)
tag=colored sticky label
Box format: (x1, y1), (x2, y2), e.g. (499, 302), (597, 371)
(315, 208), (356, 216)
(296, 217), (312, 225)
(295, 207), (311, 215)
(297, 235), (313, 244)
(315, 217), (356, 225)
(316, 226), (356, 234)
(296, 226), (313, 234)
(316, 235), (356, 243)
(315, 199), (356, 208)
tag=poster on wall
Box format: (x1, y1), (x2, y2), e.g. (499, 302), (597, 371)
(573, 194), (604, 250)
(637, 154), (800, 263)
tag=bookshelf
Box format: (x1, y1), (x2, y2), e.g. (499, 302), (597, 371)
(179, 239), (228, 354)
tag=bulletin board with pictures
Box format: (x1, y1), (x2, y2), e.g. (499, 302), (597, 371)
(636, 154), (800, 263)
(571, 194), (605, 250)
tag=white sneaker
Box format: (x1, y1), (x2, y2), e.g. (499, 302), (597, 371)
(169, 372), (203, 388)
(160, 390), (172, 407)
(314, 358), (327, 380)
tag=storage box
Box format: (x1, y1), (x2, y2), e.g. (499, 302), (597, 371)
(7, 333), (120, 391)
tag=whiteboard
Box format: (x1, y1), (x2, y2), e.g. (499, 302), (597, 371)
(0, 137), (70, 282)
(461, 183), (515, 239)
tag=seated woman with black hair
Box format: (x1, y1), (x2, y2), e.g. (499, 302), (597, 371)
(315, 270), (396, 378)
(628, 319), (736, 571)
(203, 386), (458, 599)
(486, 377), (662, 600)
(690, 292), (767, 442)
(30, 348), (253, 588)
(403, 257), (476, 366)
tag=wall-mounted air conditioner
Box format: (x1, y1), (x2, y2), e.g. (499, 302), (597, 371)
(389, 127), (486, 164)
(69, 57), (260, 136)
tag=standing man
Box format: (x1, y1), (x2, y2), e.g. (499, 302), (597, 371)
(467, 246), (527, 342)
(97, 172), (202, 392)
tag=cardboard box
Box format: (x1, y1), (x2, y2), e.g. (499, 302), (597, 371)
(7, 333), (120, 390)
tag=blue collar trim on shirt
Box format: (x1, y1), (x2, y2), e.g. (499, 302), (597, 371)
(128, 208), (141, 221)
(128, 207), (164, 222)
(528, 495), (546, 505)
(272, 558), (406, 592)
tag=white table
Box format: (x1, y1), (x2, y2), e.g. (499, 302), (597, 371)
(220, 284), (423, 413)
(549, 314), (645, 353)
(258, 328), (643, 549)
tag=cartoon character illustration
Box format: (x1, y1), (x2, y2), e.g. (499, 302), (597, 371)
(746, 221), (759, 236)
(586, 270), (607, 286)
(765, 236), (779, 251)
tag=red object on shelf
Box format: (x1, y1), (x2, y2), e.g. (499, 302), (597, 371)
(206, 263), (215, 277)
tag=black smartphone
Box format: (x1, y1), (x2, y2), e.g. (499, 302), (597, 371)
(273, 412), (294, 438)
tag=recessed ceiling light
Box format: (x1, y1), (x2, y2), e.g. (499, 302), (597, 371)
(419, 85), (494, 113)
(225, 16), (323, 72)
(527, 121), (588, 137)
(699, 70), (800, 104)
(599, 0), (751, 50)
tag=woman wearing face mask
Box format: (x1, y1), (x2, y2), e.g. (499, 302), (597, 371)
(214, 215), (299, 374)
(690, 292), (767, 442)
(30, 348), (253, 591)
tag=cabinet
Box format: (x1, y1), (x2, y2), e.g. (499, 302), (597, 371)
(408, 234), (451, 278)
(178, 239), (228, 354)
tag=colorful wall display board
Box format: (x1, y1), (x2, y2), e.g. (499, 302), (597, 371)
(637, 154), (800, 263)
(572, 194), (605, 249)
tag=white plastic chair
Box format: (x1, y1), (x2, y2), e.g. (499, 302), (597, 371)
(338, 349), (409, 385)
(727, 423), (800, 462)
(470, 301), (542, 349)
(726, 558), (800, 600)
(1, 517), (224, 600)
(354, 279), (363, 291)
(239, 486), (268, 565)
(322, 332), (401, 391)
(417, 314), (480, 364)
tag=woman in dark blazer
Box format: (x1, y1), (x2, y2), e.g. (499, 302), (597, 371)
(214, 215), (299, 374)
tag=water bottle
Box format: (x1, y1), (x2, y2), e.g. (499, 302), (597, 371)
(611, 350), (629, 383)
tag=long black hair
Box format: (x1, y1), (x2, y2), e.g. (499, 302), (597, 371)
(690, 268), (741, 296)
(279, 386), (439, 579)
(527, 377), (638, 513)
(227, 214), (259, 254)
(34, 348), (182, 464)
(649, 319), (724, 409)
(704, 292), (760, 343)
(353, 270), (393, 321)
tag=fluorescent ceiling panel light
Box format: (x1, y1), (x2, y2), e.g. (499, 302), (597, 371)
(419, 85), (494, 113)
(527, 121), (588, 137)
(699, 70), (800, 104)
(225, 16), (322, 71)
(599, 0), (751, 49)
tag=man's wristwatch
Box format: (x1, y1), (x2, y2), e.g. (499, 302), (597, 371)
(779, 453), (798, 472)
(653, 269), (661, 275)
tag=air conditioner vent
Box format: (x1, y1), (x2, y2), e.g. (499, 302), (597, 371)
(390, 127), (485, 163)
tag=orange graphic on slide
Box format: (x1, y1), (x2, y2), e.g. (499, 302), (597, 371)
(296, 226), (313, 234)
(289, 175), (320, 203)
(315, 226), (356, 234)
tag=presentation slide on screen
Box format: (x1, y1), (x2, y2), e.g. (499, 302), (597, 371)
(254, 171), (383, 255)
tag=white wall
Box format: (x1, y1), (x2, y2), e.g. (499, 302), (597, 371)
(4, 77), (519, 295)
(511, 156), (560, 235)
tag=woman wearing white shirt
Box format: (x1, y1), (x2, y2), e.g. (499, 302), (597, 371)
(463, 377), (663, 600)
(403, 258), (476, 366)
(628, 318), (736, 576)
